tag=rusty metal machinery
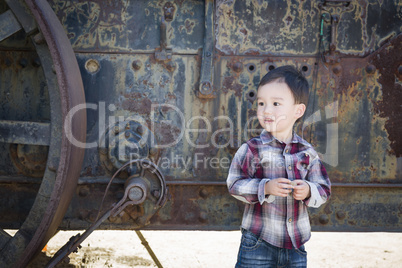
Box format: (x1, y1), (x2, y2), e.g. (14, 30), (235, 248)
(0, 0), (401, 266)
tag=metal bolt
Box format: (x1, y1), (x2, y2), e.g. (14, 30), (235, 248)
(336, 211), (346, 220)
(199, 211), (208, 222)
(132, 60), (142, 70)
(332, 65), (342, 75)
(125, 130), (130, 138)
(366, 64), (376, 74)
(319, 214), (329, 225)
(199, 189), (208, 198)
(33, 32), (45, 44)
(232, 62), (243, 73)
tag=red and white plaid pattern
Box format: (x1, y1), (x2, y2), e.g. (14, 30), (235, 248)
(227, 130), (331, 249)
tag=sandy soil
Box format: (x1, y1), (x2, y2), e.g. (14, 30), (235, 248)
(24, 230), (402, 268)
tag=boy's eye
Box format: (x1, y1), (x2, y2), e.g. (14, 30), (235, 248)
(273, 102), (280, 106)
(258, 102), (264, 106)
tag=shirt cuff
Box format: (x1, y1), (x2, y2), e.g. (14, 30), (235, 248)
(304, 181), (324, 208)
(258, 179), (275, 204)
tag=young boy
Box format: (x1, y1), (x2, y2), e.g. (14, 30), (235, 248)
(227, 65), (331, 268)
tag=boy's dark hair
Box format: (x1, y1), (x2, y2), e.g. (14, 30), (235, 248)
(258, 65), (309, 105)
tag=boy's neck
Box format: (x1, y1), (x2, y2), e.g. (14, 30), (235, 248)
(270, 130), (293, 144)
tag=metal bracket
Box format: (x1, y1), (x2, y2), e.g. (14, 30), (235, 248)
(198, 0), (214, 97)
(155, 17), (172, 62)
(318, 0), (355, 64)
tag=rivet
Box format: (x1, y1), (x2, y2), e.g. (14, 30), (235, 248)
(114, 126), (120, 134)
(232, 62), (243, 73)
(319, 214), (329, 224)
(33, 32), (45, 44)
(366, 64), (376, 74)
(332, 65), (342, 75)
(199, 211), (208, 222)
(336, 211), (346, 220)
(199, 189), (208, 198)
(125, 130), (130, 138)
(132, 60), (142, 70)
(85, 59), (100, 74)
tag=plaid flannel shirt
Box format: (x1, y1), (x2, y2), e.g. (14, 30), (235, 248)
(227, 130), (331, 249)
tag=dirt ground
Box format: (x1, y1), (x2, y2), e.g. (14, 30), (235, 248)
(24, 230), (402, 268)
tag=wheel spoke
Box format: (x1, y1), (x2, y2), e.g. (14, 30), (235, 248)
(0, 120), (50, 146)
(0, 10), (22, 42)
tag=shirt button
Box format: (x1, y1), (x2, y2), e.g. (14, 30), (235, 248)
(288, 218), (292, 223)
(285, 149), (289, 154)
(288, 166), (292, 170)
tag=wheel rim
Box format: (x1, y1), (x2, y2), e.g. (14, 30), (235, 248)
(0, 0), (86, 266)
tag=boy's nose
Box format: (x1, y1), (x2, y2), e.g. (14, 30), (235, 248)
(264, 105), (272, 115)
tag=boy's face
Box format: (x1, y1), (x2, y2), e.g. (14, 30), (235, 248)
(257, 81), (305, 142)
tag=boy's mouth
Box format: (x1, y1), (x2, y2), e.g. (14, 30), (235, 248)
(264, 117), (274, 123)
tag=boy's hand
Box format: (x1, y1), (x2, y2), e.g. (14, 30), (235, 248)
(292, 180), (311, 200)
(265, 178), (292, 197)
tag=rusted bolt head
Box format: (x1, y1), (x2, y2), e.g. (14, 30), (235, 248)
(85, 59), (100, 74)
(366, 64), (376, 74)
(33, 32), (45, 44)
(125, 130), (131, 138)
(199, 211), (208, 222)
(319, 214), (329, 225)
(199, 188), (208, 198)
(232, 62), (243, 73)
(200, 82), (212, 95)
(132, 60), (142, 70)
(332, 65), (342, 75)
(336, 211), (346, 220)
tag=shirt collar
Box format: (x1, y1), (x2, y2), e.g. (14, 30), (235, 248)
(260, 130), (310, 147)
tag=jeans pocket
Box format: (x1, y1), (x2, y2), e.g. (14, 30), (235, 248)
(294, 245), (307, 257)
(240, 230), (261, 251)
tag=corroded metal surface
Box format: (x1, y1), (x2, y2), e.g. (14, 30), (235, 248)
(0, 3), (401, 264)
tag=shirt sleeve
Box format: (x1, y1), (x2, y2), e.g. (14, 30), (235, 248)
(227, 143), (273, 205)
(303, 152), (331, 208)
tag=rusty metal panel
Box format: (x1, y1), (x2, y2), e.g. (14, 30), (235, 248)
(0, 0), (401, 235)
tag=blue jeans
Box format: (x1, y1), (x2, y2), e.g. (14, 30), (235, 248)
(236, 229), (307, 268)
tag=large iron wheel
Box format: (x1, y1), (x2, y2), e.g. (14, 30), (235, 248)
(0, 0), (86, 266)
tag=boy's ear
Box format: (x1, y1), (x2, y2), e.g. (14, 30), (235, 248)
(295, 104), (306, 119)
